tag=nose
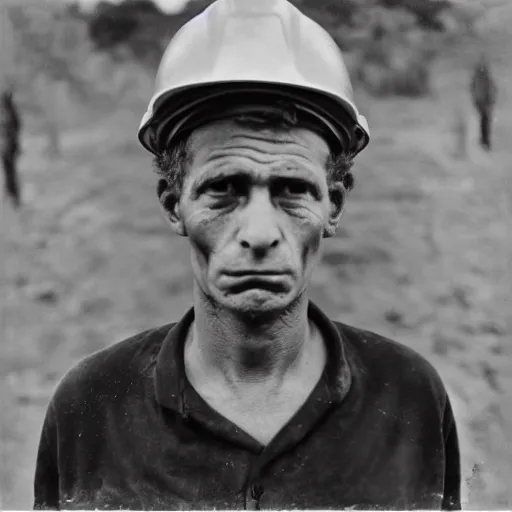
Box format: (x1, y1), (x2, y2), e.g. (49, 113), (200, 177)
(237, 189), (281, 256)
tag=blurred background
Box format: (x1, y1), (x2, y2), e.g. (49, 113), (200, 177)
(0, 0), (510, 509)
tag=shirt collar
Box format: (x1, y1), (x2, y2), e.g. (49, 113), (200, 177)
(154, 301), (352, 413)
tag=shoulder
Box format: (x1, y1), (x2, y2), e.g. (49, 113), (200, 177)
(49, 322), (175, 414)
(335, 321), (448, 409)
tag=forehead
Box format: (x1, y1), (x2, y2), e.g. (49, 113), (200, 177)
(186, 119), (330, 171)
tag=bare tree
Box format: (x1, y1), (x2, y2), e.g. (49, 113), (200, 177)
(1, 2), (22, 208)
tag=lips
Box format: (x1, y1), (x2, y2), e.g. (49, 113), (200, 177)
(219, 270), (291, 293)
(223, 270), (291, 277)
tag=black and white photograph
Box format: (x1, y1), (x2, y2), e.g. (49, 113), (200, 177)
(1, 0), (510, 509)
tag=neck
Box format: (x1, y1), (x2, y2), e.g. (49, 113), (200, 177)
(186, 286), (315, 387)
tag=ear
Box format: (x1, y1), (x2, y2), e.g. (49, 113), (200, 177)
(323, 182), (346, 238)
(157, 179), (187, 236)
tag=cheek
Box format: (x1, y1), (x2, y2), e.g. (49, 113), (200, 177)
(181, 207), (231, 266)
(287, 212), (325, 270)
(300, 222), (323, 270)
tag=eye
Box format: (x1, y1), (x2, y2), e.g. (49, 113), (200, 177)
(273, 179), (312, 198)
(206, 178), (239, 196)
(284, 181), (309, 195)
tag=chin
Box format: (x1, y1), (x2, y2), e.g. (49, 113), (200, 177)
(218, 289), (298, 320)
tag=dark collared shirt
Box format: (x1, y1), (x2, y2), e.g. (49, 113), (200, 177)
(34, 302), (461, 510)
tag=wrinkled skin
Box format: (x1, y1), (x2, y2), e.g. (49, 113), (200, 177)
(158, 120), (345, 319)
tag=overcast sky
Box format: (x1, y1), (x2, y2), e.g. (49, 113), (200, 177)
(75, 0), (189, 13)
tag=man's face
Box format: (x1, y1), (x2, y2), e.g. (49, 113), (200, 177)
(162, 120), (344, 317)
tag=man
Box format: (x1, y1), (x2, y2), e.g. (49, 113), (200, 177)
(470, 53), (497, 151)
(1, 88), (22, 208)
(34, 0), (461, 509)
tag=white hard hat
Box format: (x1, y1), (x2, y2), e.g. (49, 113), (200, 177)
(138, 0), (370, 157)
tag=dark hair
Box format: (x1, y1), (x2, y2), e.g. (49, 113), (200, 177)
(153, 105), (355, 194)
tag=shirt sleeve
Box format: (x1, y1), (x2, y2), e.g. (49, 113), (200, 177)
(34, 401), (60, 510)
(441, 395), (462, 511)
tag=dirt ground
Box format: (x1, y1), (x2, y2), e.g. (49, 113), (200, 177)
(1, 14), (511, 511)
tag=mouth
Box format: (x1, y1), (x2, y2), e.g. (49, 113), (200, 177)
(220, 272), (291, 293)
(223, 270), (291, 277)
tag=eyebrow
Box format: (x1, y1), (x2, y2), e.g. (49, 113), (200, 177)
(190, 168), (239, 197)
(192, 164), (324, 198)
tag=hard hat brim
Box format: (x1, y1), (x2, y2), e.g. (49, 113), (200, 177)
(138, 81), (370, 157)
